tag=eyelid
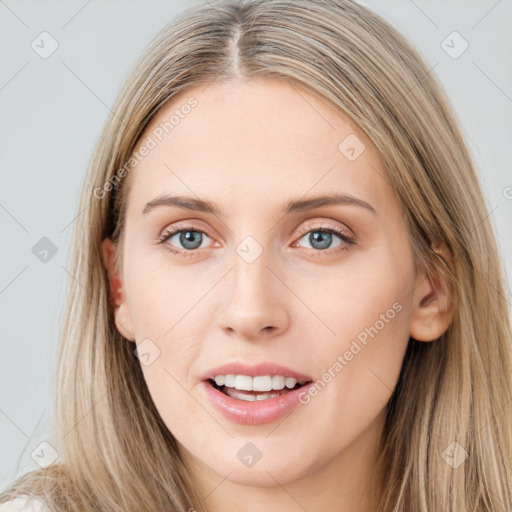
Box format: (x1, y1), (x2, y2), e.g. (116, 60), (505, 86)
(294, 219), (355, 241)
(159, 219), (215, 238)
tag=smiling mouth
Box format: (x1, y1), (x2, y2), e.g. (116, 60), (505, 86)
(207, 378), (312, 402)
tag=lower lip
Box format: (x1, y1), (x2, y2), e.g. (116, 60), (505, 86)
(200, 380), (315, 425)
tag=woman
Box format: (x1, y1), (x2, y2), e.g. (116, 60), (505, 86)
(1, 0), (511, 511)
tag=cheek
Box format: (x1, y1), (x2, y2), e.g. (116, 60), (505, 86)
(124, 248), (206, 336)
(124, 250), (214, 379)
(294, 244), (414, 417)
(292, 243), (414, 344)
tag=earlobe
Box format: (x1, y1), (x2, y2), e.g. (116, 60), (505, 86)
(409, 240), (455, 342)
(101, 238), (136, 342)
(113, 303), (136, 342)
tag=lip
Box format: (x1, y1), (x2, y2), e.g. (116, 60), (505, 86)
(199, 362), (314, 382)
(200, 379), (316, 425)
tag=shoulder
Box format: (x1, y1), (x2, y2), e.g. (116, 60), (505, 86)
(0, 497), (50, 512)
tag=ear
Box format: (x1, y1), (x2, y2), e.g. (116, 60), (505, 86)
(101, 238), (136, 342)
(409, 240), (455, 342)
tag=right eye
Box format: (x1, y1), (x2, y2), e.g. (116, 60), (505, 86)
(158, 226), (215, 256)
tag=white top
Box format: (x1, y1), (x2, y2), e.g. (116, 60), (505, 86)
(0, 497), (49, 512)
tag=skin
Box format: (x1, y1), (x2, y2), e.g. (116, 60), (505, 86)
(102, 78), (453, 511)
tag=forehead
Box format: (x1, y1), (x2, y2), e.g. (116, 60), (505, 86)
(126, 78), (392, 217)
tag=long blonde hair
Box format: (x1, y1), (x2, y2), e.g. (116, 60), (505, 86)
(2, 1), (511, 510)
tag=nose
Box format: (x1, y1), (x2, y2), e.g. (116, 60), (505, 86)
(216, 249), (289, 341)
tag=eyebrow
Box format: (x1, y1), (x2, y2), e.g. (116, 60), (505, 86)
(141, 193), (377, 216)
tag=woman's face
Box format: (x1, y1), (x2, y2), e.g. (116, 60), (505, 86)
(102, 78), (443, 496)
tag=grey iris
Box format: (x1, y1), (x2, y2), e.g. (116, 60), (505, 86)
(310, 231), (332, 250)
(180, 231), (202, 250)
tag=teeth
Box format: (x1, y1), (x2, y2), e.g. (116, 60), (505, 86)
(224, 375), (235, 387)
(272, 375), (285, 390)
(213, 374), (303, 391)
(235, 375), (253, 391)
(285, 377), (298, 389)
(214, 375), (226, 386)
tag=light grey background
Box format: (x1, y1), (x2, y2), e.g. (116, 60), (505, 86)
(1, 0), (511, 491)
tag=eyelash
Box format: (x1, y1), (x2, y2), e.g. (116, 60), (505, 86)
(157, 223), (356, 258)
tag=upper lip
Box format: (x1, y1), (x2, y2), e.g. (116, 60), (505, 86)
(200, 362), (314, 383)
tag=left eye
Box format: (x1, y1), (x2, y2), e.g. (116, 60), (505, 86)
(294, 227), (353, 252)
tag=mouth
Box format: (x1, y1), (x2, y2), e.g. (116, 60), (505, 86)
(201, 369), (317, 424)
(206, 376), (313, 402)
